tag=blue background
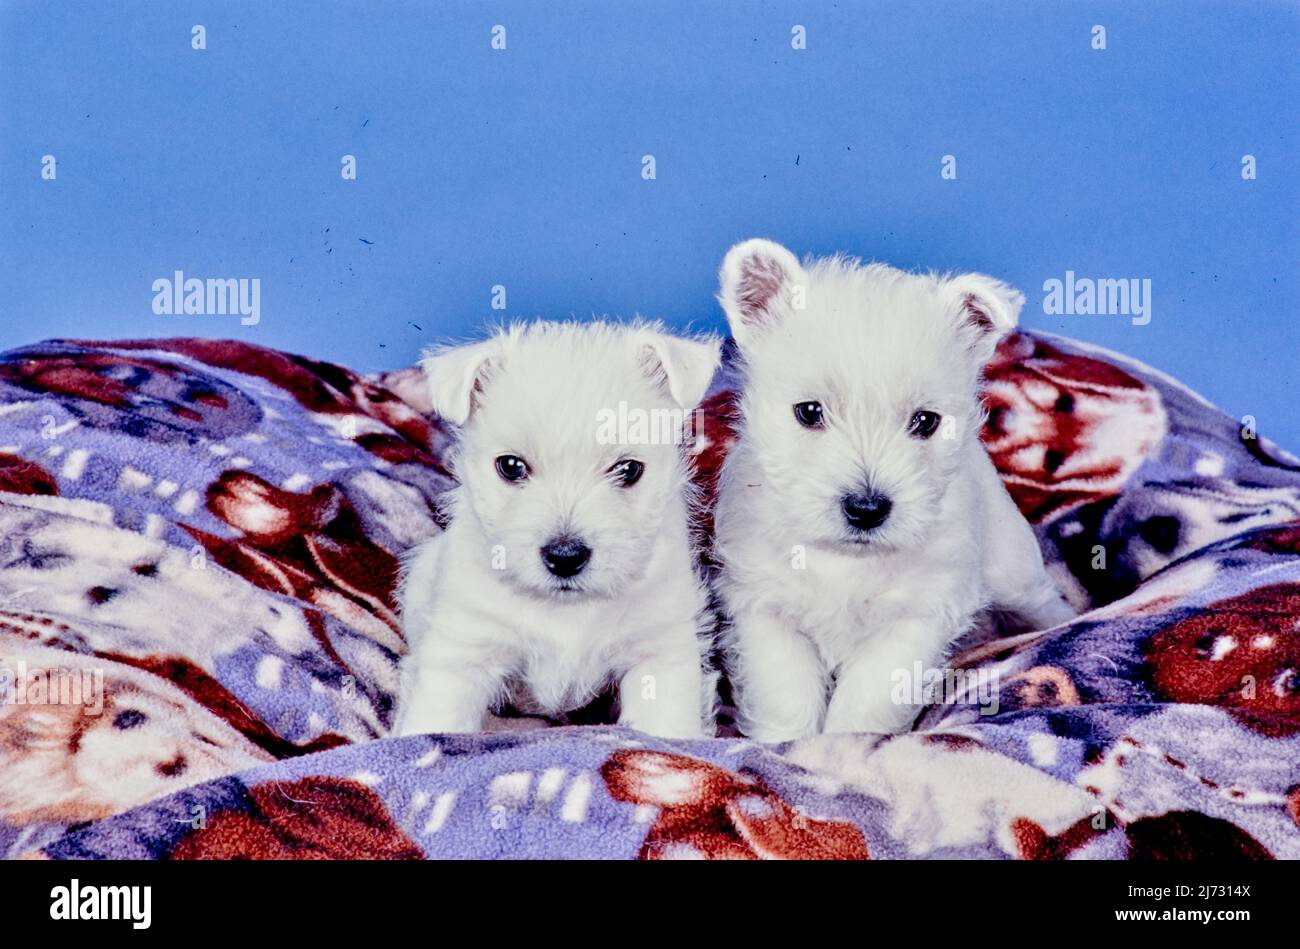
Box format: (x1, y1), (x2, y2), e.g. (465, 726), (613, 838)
(2, 1), (1297, 448)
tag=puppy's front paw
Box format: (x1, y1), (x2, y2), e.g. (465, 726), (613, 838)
(617, 710), (709, 741)
(617, 651), (714, 740)
(821, 695), (916, 738)
(743, 721), (820, 744)
(390, 699), (484, 738)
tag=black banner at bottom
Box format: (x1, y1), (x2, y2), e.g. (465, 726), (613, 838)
(0, 858), (1282, 935)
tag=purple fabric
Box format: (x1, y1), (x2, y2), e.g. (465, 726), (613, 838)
(0, 333), (1297, 859)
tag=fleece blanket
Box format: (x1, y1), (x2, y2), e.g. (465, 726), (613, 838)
(1, 333), (1298, 860)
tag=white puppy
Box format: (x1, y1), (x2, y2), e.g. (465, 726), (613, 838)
(394, 320), (722, 740)
(713, 239), (1074, 742)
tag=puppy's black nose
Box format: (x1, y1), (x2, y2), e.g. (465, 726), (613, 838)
(842, 492), (892, 531)
(541, 537), (592, 578)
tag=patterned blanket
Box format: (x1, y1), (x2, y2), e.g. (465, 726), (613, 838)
(1, 333), (1297, 860)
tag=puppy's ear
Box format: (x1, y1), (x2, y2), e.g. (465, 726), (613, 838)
(420, 338), (504, 425)
(718, 238), (805, 347)
(944, 273), (1024, 365)
(638, 330), (723, 409)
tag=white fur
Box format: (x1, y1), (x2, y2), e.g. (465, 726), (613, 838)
(713, 239), (1074, 742)
(394, 320), (722, 739)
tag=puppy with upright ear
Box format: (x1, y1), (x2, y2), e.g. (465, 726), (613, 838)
(712, 239), (1074, 743)
(943, 273), (1025, 365)
(420, 337), (505, 427)
(395, 320), (722, 740)
(718, 238), (808, 346)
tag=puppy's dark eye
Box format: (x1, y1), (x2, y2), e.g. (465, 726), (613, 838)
(494, 455), (529, 483)
(909, 410), (942, 439)
(793, 401), (824, 429)
(609, 459), (645, 488)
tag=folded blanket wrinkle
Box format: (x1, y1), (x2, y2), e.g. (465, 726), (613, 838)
(0, 333), (1297, 859)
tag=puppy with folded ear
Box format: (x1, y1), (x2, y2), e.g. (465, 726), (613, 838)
(394, 320), (722, 740)
(713, 239), (1074, 742)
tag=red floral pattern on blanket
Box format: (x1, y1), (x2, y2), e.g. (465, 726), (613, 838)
(981, 334), (1167, 523)
(0, 332), (1298, 861)
(185, 470), (405, 654)
(1146, 583), (1300, 736)
(169, 777), (423, 860)
(601, 749), (869, 860)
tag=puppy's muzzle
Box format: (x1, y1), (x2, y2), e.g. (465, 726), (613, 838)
(540, 536), (592, 579)
(841, 492), (892, 532)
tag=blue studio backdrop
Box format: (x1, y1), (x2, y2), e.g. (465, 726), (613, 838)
(2, 1), (1297, 448)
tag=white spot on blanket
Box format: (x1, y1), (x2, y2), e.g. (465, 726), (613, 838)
(281, 473), (312, 491)
(1028, 733), (1058, 767)
(154, 479), (178, 499)
(43, 419), (79, 439)
(561, 773), (593, 823)
(413, 746), (442, 768)
(255, 655), (284, 689)
(1194, 453), (1225, 477)
(352, 771), (382, 787)
(489, 771), (533, 809)
(535, 767), (566, 805)
(174, 490), (200, 515)
(1210, 635), (1237, 661)
(224, 494), (289, 534)
(118, 467), (151, 492)
(208, 444), (231, 456)
(424, 792), (457, 833)
(61, 449), (89, 480)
